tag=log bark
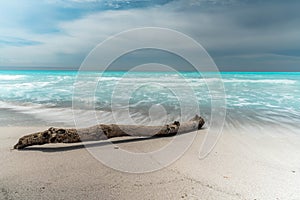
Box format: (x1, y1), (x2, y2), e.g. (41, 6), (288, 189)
(13, 115), (205, 149)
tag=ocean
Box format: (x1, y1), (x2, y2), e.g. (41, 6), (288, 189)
(0, 70), (299, 135)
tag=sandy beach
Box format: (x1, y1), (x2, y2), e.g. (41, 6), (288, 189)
(1, 0), (300, 199)
(1, 126), (300, 200)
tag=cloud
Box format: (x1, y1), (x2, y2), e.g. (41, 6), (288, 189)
(46, 0), (173, 9)
(215, 53), (300, 71)
(0, 0), (300, 70)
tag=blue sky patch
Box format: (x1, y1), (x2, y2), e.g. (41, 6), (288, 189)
(0, 36), (42, 47)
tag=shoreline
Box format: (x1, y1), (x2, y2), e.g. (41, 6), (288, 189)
(1, 126), (300, 199)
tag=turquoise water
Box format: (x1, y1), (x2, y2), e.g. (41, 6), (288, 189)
(0, 70), (299, 133)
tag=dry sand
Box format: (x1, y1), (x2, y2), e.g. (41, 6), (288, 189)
(1, 126), (300, 200)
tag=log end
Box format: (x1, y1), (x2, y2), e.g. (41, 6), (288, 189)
(190, 114), (205, 129)
(13, 142), (22, 149)
(13, 135), (28, 149)
(13, 136), (34, 149)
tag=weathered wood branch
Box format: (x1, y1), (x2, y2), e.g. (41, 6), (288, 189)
(13, 115), (205, 149)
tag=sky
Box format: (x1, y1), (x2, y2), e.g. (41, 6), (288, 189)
(0, 0), (300, 71)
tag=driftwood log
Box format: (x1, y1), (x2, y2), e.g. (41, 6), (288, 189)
(13, 115), (204, 149)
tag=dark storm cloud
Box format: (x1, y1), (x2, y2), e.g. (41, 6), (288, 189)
(0, 0), (300, 71)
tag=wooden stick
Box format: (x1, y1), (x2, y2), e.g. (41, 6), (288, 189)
(13, 115), (205, 149)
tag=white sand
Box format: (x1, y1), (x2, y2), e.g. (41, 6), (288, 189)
(1, 126), (300, 199)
